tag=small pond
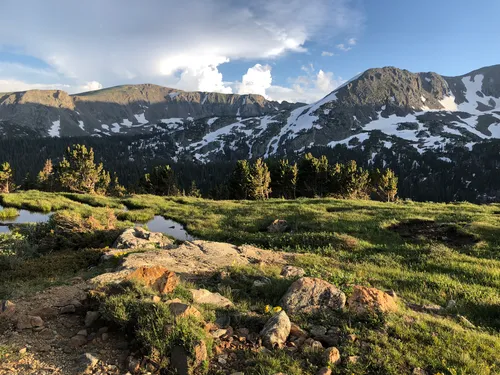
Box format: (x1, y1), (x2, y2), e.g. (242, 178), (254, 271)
(0, 205), (51, 233)
(139, 215), (195, 241)
(0, 205), (194, 241)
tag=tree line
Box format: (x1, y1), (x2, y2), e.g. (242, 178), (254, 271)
(0, 144), (398, 201)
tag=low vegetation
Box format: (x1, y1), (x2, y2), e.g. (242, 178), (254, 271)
(0, 191), (499, 374)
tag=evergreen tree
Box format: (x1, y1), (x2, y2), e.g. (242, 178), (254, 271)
(187, 180), (202, 198)
(37, 159), (55, 191)
(0, 162), (14, 193)
(250, 158), (271, 200)
(273, 159), (298, 199)
(327, 162), (342, 196)
(108, 173), (127, 197)
(95, 169), (111, 195)
(339, 160), (370, 198)
(229, 160), (252, 199)
(58, 145), (106, 194)
(372, 168), (398, 201)
(141, 165), (179, 196)
(298, 153), (320, 197)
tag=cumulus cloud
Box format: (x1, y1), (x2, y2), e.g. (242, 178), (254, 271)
(0, 0), (363, 94)
(80, 81), (103, 92)
(237, 64), (272, 97)
(336, 44), (352, 52)
(348, 38), (357, 45)
(321, 51), (335, 57)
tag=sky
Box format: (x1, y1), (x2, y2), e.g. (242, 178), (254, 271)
(0, 0), (498, 103)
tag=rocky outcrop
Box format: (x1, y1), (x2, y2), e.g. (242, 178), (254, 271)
(112, 227), (173, 249)
(280, 277), (346, 315)
(190, 289), (234, 308)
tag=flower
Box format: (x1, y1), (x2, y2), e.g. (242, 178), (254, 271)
(264, 305), (271, 313)
(273, 306), (282, 313)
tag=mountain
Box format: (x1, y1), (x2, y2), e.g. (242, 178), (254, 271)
(1, 64), (500, 164)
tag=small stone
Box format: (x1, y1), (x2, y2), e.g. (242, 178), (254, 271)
(70, 334), (88, 347)
(0, 300), (16, 320)
(346, 333), (357, 342)
(38, 328), (55, 340)
(235, 327), (249, 340)
(60, 305), (76, 314)
(267, 219), (288, 233)
(290, 323), (308, 338)
(18, 347), (27, 354)
(77, 329), (88, 336)
(303, 338), (323, 351)
(218, 356), (227, 365)
(412, 368), (428, 375)
(101, 333), (109, 341)
(347, 356), (359, 364)
(30, 316), (44, 328)
(85, 311), (100, 327)
(97, 327), (109, 334)
(215, 314), (231, 329)
(253, 279), (271, 288)
(324, 347), (341, 365)
(446, 300), (457, 309)
(281, 265), (306, 278)
(212, 328), (227, 338)
(317, 367), (332, 375)
(310, 325), (327, 337)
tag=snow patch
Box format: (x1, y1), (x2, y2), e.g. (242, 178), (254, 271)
(134, 113), (148, 125)
(78, 121), (85, 131)
(49, 119), (60, 137)
(207, 117), (219, 126)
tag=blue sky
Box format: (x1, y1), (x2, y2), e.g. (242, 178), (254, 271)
(0, 0), (498, 103)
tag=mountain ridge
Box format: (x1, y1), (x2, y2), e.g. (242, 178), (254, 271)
(1, 63), (499, 163)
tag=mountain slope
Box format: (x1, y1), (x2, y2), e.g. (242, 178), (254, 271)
(1, 65), (500, 163)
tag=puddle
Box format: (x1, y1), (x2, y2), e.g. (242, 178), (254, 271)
(0, 205), (51, 233)
(139, 215), (195, 241)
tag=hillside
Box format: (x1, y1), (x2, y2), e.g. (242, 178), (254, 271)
(0, 192), (499, 374)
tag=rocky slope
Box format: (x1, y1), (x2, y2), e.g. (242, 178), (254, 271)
(1, 64), (500, 162)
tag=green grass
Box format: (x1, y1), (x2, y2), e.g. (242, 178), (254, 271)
(0, 207), (19, 220)
(0, 192), (499, 374)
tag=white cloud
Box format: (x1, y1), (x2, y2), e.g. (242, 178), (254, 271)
(0, 79), (70, 93)
(80, 81), (103, 92)
(321, 51), (335, 57)
(336, 43), (352, 52)
(237, 64), (272, 97)
(348, 38), (357, 45)
(267, 66), (345, 103)
(0, 0), (363, 94)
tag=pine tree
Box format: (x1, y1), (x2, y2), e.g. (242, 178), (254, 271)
(340, 160), (370, 198)
(108, 173), (127, 197)
(249, 158), (271, 200)
(95, 169), (111, 195)
(274, 159), (298, 199)
(57, 145), (105, 194)
(327, 162), (342, 196)
(141, 165), (179, 196)
(372, 168), (398, 202)
(37, 159), (55, 191)
(298, 153), (322, 197)
(229, 160), (252, 199)
(188, 180), (202, 198)
(0, 162), (14, 193)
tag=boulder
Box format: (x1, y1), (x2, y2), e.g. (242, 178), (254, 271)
(347, 286), (398, 316)
(324, 347), (341, 365)
(281, 277), (346, 315)
(190, 289), (233, 308)
(125, 266), (179, 295)
(113, 227), (173, 249)
(281, 265), (305, 278)
(260, 311), (291, 349)
(85, 311), (101, 328)
(16, 315), (44, 330)
(267, 219), (288, 233)
(289, 323), (308, 338)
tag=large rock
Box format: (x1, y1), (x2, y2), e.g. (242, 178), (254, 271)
(281, 265), (305, 278)
(190, 289), (233, 308)
(113, 227), (173, 249)
(260, 311), (291, 349)
(347, 286), (398, 316)
(168, 301), (203, 320)
(125, 266), (179, 295)
(0, 300), (16, 320)
(281, 277), (346, 315)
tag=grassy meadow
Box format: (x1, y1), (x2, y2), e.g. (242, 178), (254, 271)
(0, 191), (499, 374)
